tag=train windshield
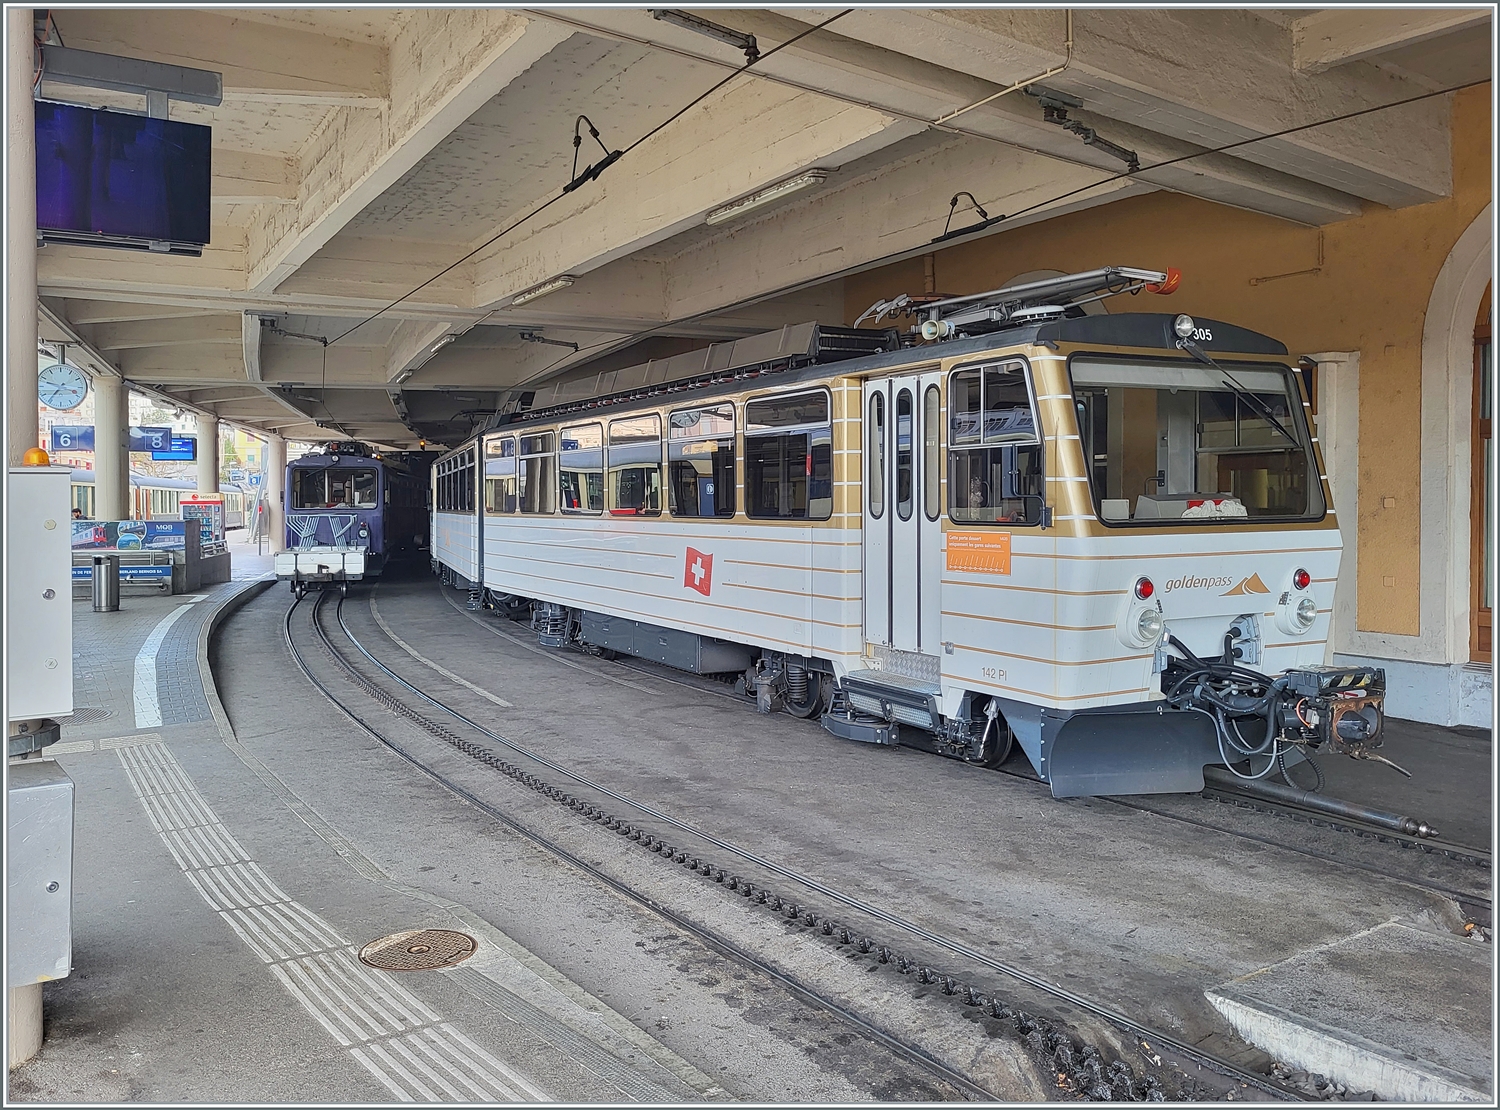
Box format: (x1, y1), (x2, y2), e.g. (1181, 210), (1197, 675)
(1071, 358), (1324, 524)
(292, 468), (378, 509)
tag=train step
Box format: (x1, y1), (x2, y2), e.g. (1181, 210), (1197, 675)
(840, 669), (942, 731)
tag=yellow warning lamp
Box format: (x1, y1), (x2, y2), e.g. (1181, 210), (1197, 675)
(22, 446), (51, 466)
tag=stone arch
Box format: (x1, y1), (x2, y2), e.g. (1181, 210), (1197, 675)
(1420, 203), (1492, 666)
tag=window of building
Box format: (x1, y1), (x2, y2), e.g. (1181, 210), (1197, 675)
(608, 415), (662, 515)
(668, 404), (736, 518)
(519, 432), (556, 514)
(560, 423), (604, 513)
(867, 392), (885, 518)
(949, 363), (1044, 525)
(745, 390), (832, 521)
(1472, 290), (1492, 662)
(485, 436), (516, 514)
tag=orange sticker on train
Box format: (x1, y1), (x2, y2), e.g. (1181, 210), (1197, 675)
(946, 531), (1012, 575)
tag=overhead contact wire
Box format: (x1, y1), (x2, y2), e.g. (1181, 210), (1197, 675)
(326, 10), (853, 348)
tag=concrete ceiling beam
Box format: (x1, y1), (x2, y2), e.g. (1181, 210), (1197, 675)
(53, 8), (388, 105)
(1292, 8), (1491, 74)
(550, 8), (1365, 227)
(246, 11), (574, 292)
(469, 77), (922, 310)
(659, 134), (1153, 323)
(779, 7), (1457, 208)
(58, 299), (221, 326)
(214, 149), (297, 206)
(83, 315), (244, 351)
(38, 231), (250, 303)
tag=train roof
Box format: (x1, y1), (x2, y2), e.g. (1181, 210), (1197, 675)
(452, 310), (1287, 450)
(70, 468), (248, 492)
(287, 451), (413, 475)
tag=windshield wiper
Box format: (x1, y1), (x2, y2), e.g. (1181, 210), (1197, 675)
(1179, 340), (1299, 447)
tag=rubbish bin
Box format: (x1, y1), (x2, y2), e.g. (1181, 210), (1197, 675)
(91, 555), (119, 612)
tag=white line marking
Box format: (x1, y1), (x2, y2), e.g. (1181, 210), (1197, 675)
(388, 1038), (466, 1100)
(351, 1046), (416, 1101)
(439, 1023), (551, 1100)
(133, 604), (195, 728)
(369, 595), (513, 708)
(114, 740), (547, 1100)
(367, 1041), (439, 1101)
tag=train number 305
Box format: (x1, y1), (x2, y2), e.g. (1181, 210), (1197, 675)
(1189, 326), (1213, 342)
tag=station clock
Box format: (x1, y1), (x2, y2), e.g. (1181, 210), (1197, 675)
(38, 362), (89, 411)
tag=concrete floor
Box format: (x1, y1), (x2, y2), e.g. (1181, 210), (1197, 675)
(9, 582), (973, 1103)
(11, 567), (1492, 1102)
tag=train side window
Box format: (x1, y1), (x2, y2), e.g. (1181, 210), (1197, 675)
(895, 388), (914, 521)
(560, 423), (604, 513)
(923, 384), (941, 521)
(948, 362), (1043, 526)
(745, 390), (832, 521)
(519, 432), (556, 514)
(667, 405), (736, 518)
(485, 437), (517, 514)
(608, 415), (662, 516)
(867, 392), (885, 519)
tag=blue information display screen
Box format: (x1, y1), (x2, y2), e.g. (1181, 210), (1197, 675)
(35, 100), (211, 246)
(152, 435), (197, 461)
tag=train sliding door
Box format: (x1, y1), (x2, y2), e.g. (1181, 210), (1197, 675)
(863, 370), (943, 655)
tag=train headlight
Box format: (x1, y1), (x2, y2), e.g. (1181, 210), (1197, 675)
(1276, 591), (1320, 636)
(1136, 608), (1164, 643)
(1295, 596), (1317, 629)
(1173, 314), (1196, 338)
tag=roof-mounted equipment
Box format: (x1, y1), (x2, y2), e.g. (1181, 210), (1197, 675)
(856, 265), (1180, 342)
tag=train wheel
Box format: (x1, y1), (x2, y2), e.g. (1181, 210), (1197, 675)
(785, 671), (823, 719)
(339, 581), (348, 596)
(965, 707), (1014, 768)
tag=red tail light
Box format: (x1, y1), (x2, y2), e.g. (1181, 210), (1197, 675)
(1134, 577), (1154, 600)
(1293, 568), (1311, 590)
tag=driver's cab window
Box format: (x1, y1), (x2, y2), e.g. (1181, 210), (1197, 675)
(948, 361), (1043, 525)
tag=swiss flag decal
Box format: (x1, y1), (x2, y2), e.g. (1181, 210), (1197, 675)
(684, 548), (713, 596)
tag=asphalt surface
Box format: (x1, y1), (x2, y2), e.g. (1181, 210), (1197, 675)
(16, 564), (1489, 1102)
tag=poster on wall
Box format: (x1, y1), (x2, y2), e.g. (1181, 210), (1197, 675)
(71, 520), (188, 550)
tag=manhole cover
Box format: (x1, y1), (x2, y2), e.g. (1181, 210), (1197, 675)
(358, 929), (477, 971)
(61, 707), (112, 724)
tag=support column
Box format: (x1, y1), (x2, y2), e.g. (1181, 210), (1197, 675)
(196, 413), (219, 493)
(91, 375), (128, 520)
(7, 7), (37, 466)
(265, 433), (286, 553)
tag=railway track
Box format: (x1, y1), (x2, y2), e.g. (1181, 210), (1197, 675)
(285, 588), (1304, 1102)
(587, 612), (1490, 919)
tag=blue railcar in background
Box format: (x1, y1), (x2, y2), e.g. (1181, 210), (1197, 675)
(277, 441), (425, 593)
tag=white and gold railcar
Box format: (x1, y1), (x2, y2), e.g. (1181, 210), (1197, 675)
(433, 268), (1385, 796)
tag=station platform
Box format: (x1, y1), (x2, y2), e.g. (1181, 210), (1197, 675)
(8, 570), (1493, 1103)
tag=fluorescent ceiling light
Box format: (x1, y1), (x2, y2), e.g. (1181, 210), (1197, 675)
(705, 171), (828, 226)
(510, 275), (577, 306)
(429, 333), (456, 354)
